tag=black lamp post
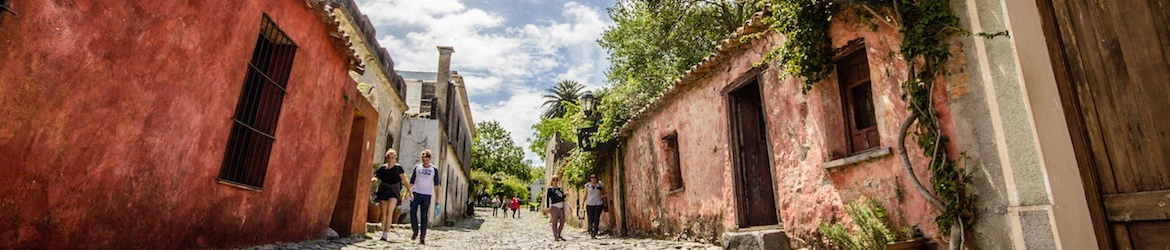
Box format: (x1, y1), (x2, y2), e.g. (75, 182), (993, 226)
(581, 90), (595, 117)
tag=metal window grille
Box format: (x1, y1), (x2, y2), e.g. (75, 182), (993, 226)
(218, 15), (298, 189)
(0, 0), (15, 22)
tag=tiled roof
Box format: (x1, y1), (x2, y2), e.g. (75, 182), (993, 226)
(303, 0), (365, 74)
(617, 5), (772, 136)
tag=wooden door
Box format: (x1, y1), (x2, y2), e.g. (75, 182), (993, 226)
(1046, 0), (1170, 248)
(729, 80), (780, 228)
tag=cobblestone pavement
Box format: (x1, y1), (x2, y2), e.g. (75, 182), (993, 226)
(245, 207), (720, 250)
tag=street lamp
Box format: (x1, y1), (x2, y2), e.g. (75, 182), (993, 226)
(581, 90), (595, 117)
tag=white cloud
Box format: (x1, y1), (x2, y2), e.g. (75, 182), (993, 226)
(461, 74), (503, 93)
(357, 0), (612, 165)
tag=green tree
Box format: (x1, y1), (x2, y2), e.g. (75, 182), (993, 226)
(595, 0), (759, 141)
(470, 169), (495, 196)
(540, 80), (585, 119)
(528, 102), (583, 155)
(472, 121), (534, 183)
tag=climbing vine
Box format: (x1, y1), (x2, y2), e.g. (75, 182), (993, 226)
(755, 0), (975, 246)
(895, 0), (975, 238)
(756, 0), (835, 92)
(559, 148), (596, 188)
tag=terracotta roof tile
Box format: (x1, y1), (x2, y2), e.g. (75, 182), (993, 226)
(304, 0), (365, 74)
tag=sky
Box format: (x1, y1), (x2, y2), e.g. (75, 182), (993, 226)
(355, 0), (617, 166)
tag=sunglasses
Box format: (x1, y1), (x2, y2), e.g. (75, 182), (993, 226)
(422, 155), (431, 158)
(590, 176), (598, 179)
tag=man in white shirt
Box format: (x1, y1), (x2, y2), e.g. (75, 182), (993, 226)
(408, 149), (440, 245)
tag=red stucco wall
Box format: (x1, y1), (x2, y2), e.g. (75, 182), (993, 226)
(619, 11), (964, 246)
(0, 1), (376, 249)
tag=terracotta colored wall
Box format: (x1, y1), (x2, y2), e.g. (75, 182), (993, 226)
(0, 1), (375, 249)
(619, 11), (964, 246)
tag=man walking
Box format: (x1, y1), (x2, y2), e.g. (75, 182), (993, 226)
(409, 149), (440, 245)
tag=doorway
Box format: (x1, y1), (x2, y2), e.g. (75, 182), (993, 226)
(727, 79), (779, 228)
(1043, 0), (1170, 248)
(330, 113), (366, 236)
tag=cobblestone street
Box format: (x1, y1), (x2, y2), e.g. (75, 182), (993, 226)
(245, 207), (720, 249)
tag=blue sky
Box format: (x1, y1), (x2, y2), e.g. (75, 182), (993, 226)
(356, 0), (617, 165)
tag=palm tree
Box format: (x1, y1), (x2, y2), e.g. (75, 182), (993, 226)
(541, 80), (585, 119)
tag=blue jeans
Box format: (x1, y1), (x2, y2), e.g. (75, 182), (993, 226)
(409, 193), (432, 239)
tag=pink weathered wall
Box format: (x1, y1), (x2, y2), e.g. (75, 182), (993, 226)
(0, 1), (375, 249)
(619, 11), (964, 246)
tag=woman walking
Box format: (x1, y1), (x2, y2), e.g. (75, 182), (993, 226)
(545, 176), (568, 241)
(510, 196), (521, 218)
(409, 149), (440, 245)
(584, 173), (607, 239)
(371, 149), (411, 241)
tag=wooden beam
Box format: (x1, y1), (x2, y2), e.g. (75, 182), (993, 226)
(1103, 189), (1170, 222)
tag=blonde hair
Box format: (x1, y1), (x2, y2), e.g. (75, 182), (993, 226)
(385, 148), (397, 158)
(421, 149), (433, 157)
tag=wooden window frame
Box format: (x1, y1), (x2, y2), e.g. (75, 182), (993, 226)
(218, 15), (298, 190)
(835, 43), (880, 155)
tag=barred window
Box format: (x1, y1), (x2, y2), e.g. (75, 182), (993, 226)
(218, 15), (297, 189)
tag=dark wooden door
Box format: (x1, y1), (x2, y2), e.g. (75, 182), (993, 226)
(729, 80), (780, 227)
(1047, 0), (1170, 248)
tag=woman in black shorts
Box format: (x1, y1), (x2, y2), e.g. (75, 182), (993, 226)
(372, 149), (412, 241)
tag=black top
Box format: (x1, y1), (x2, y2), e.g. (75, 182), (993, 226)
(375, 164), (404, 185)
(546, 187), (566, 208)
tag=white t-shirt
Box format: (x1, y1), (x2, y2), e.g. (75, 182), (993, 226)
(585, 182), (604, 206)
(410, 163), (439, 195)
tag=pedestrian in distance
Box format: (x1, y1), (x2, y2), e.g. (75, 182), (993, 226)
(545, 176), (568, 241)
(408, 149), (441, 245)
(491, 197), (500, 217)
(584, 173), (607, 239)
(499, 195), (508, 215)
(510, 196), (521, 218)
(371, 149), (412, 242)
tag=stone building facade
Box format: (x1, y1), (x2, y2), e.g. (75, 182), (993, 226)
(395, 47), (475, 226)
(0, 0), (380, 248)
(330, 0), (410, 165)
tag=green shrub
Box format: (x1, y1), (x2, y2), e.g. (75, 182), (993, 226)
(819, 198), (909, 250)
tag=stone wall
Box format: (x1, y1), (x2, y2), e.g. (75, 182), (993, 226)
(333, 7), (408, 166)
(398, 118), (444, 224)
(0, 0), (377, 248)
(617, 9), (965, 247)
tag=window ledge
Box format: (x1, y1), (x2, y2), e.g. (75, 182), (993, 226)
(217, 179), (263, 193)
(822, 147), (892, 170)
(667, 187), (685, 196)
